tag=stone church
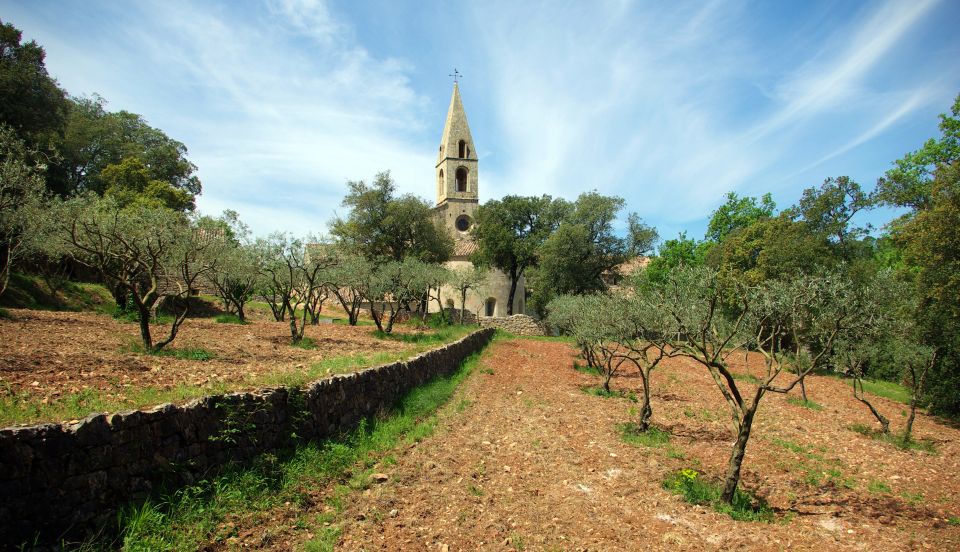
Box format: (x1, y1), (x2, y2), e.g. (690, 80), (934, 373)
(432, 83), (525, 317)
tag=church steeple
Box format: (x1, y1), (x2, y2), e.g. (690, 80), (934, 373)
(436, 82), (479, 206)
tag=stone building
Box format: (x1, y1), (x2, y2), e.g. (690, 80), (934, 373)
(432, 83), (525, 317)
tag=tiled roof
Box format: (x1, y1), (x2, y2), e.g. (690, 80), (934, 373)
(453, 238), (478, 258)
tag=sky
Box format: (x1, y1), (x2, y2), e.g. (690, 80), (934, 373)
(3, 0), (960, 243)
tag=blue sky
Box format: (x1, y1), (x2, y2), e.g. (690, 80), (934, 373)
(3, 0), (959, 243)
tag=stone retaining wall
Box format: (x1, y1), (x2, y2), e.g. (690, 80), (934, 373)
(478, 314), (546, 336)
(0, 328), (495, 546)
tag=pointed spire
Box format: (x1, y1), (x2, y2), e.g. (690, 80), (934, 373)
(437, 82), (475, 164)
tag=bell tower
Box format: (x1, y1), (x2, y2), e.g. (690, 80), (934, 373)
(435, 80), (479, 235)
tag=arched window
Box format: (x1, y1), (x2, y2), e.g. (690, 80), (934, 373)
(485, 297), (496, 317)
(458, 140), (466, 158)
(438, 169), (444, 196)
(456, 167), (467, 192)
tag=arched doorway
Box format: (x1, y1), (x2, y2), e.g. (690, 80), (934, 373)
(485, 297), (496, 317)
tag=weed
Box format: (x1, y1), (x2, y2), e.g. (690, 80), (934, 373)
(683, 407), (716, 422)
(214, 314), (248, 324)
(618, 423), (670, 447)
(868, 480), (891, 494)
(772, 438), (808, 455)
(666, 447), (686, 459)
(900, 491), (924, 504)
(125, 343), (216, 361)
(455, 398), (473, 412)
(468, 484), (484, 497)
(847, 424), (937, 453)
(293, 337), (318, 350)
(787, 397), (823, 411)
(948, 517), (960, 526)
(509, 532), (525, 551)
(302, 526), (341, 552)
(663, 468), (774, 522)
(581, 385), (637, 402)
(480, 367), (494, 375)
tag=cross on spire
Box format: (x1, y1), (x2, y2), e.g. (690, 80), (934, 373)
(449, 68), (462, 84)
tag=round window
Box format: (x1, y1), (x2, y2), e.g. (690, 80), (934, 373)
(455, 215), (471, 232)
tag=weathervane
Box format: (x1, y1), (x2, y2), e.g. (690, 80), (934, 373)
(449, 68), (462, 84)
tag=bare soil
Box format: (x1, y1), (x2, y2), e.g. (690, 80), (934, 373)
(227, 338), (960, 550)
(0, 308), (410, 424)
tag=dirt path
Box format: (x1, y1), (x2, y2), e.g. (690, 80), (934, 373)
(319, 337), (960, 551)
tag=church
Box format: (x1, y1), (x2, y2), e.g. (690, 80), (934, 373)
(431, 82), (526, 318)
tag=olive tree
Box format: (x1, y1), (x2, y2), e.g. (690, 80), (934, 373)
(320, 252), (372, 326)
(259, 234), (334, 344)
(0, 125), (49, 298)
(646, 265), (854, 503)
(449, 265), (487, 324)
(205, 212), (260, 321)
(364, 258), (436, 333)
(54, 194), (228, 351)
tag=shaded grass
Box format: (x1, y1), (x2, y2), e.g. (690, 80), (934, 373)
(214, 314), (248, 325)
(663, 468), (774, 522)
(572, 361), (601, 376)
(731, 372), (761, 384)
(580, 385), (637, 402)
(124, 343), (216, 361)
(90, 350), (489, 551)
(847, 424), (937, 453)
(617, 423), (670, 447)
(0, 273), (115, 312)
(0, 330), (483, 427)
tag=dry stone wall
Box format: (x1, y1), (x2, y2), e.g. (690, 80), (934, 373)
(478, 314), (546, 336)
(0, 328), (494, 546)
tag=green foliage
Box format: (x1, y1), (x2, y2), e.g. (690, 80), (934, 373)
(0, 20), (68, 151)
(644, 231), (705, 283)
(330, 171), (452, 263)
(786, 176), (873, 260)
(534, 192), (640, 302)
(663, 469), (774, 522)
(472, 194), (567, 315)
(617, 423), (670, 447)
(878, 93), (960, 210)
(705, 191), (776, 243)
(56, 94), (201, 203)
(292, 337), (317, 350)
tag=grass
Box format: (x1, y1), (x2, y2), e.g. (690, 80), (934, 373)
(948, 517), (960, 526)
(858, 379), (912, 405)
(771, 438), (854, 489)
(617, 423), (670, 447)
(372, 324), (473, 345)
(847, 424), (937, 453)
(663, 468), (775, 522)
(868, 480), (892, 493)
(72, 349), (489, 550)
(581, 385), (637, 402)
(292, 337), (318, 349)
(572, 361), (601, 376)
(787, 397), (823, 411)
(731, 372), (761, 384)
(0, 328), (484, 427)
(214, 314), (248, 324)
(124, 343), (216, 361)
(0, 272), (115, 312)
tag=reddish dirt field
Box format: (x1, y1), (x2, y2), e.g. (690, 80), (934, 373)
(230, 337), (960, 551)
(0, 308), (410, 424)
